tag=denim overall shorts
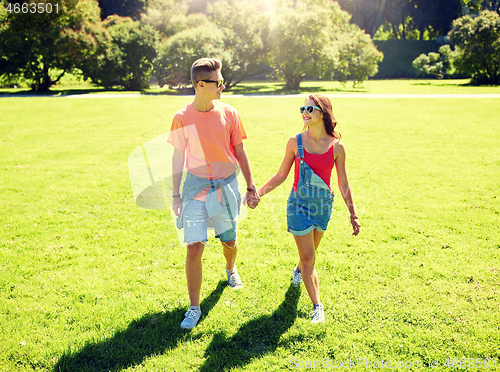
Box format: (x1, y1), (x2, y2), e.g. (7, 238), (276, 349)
(286, 133), (334, 236)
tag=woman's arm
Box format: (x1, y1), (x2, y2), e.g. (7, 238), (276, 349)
(257, 136), (297, 198)
(335, 141), (361, 235)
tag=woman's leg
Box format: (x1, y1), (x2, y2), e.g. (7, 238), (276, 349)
(296, 228), (324, 270)
(294, 230), (323, 305)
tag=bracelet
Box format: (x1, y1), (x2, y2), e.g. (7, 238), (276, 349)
(247, 187), (256, 192)
(172, 194), (181, 198)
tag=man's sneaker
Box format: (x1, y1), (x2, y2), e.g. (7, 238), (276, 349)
(226, 266), (243, 289)
(292, 265), (302, 286)
(310, 303), (325, 323)
(180, 307), (202, 329)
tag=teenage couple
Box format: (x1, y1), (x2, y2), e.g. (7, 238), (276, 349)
(168, 58), (361, 330)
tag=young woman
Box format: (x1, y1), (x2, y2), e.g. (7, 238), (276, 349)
(255, 94), (361, 323)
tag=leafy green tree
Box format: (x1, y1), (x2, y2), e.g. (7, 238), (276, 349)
(207, 0), (272, 89)
(154, 19), (229, 88)
(448, 10), (500, 84)
(141, 0), (191, 37)
(272, 0), (382, 90)
(0, 0), (101, 91)
(82, 15), (158, 90)
(335, 27), (385, 85)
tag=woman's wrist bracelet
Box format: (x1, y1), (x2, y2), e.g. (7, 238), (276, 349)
(247, 187), (256, 192)
(172, 194), (181, 198)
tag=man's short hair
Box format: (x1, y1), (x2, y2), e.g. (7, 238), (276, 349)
(191, 58), (222, 87)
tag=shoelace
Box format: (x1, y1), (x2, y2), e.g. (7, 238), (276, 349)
(309, 307), (323, 319)
(185, 309), (199, 319)
(228, 273), (238, 285)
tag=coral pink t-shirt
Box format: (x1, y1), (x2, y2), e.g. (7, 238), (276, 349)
(168, 101), (247, 200)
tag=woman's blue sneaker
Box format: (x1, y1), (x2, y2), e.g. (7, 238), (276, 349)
(292, 265), (302, 286)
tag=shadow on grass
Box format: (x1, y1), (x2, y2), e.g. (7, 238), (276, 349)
(1, 83), (369, 97)
(0, 88), (117, 97)
(52, 281), (227, 372)
(198, 283), (301, 371)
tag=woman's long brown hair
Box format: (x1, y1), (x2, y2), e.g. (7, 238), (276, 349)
(303, 94), (341, 140)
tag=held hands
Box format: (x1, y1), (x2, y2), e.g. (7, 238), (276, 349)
(350, 215), (361, 236)
(244, 189), (260, 209)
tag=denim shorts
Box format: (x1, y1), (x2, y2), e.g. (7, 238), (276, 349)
(286, 190), (333, 236)
(182, 199), (237, 244)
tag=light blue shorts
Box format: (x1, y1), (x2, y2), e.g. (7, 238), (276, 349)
(287, 190), (333, 236)
(182, 199), (237, 244)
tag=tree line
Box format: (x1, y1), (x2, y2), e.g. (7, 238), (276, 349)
(1, 0), (499, 91)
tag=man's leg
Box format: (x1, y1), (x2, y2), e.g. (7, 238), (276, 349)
(222, 239), (242, 289)
(186, 242), (205, 307)
(222, 239), (237, 271)
(181, 241), (205, 329)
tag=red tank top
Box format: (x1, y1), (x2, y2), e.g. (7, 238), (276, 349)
(293, 140), (335, 191)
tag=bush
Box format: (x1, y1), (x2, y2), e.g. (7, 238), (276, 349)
(412, 45), (453, 78)
(448, 10), (500, 85)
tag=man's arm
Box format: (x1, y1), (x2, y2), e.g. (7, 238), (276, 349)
(233, 142), (259, 207)
(172, 147), (185, 217)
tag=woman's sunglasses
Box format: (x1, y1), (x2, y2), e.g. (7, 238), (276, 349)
(299, 105), (322, 114)
(198, 79), (223, 88)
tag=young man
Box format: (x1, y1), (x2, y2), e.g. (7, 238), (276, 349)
(168, 58), (259, 329)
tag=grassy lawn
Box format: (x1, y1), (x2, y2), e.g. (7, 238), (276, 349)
(1, 82), (499, 371)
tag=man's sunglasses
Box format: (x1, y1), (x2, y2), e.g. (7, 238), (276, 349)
(198, 79), (223, 88)
(300, 105), (322, 114)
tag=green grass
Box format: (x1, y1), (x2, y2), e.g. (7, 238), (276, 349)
(1, 82), (499, 371)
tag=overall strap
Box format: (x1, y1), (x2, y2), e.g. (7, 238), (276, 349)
(296, 133), (304, 160)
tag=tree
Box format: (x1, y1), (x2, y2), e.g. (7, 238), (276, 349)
(0, 0), (102, 91)
(448, 10), (500, 84)
(336, 0), (387, 38)
(272, 0), (382, 90)
(141, 0), (190, 37)
(335, 26), (385, 84)
(207, 0), (272, 89)
(81, 15), (158, 90)
(153, 19), (230, 89)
